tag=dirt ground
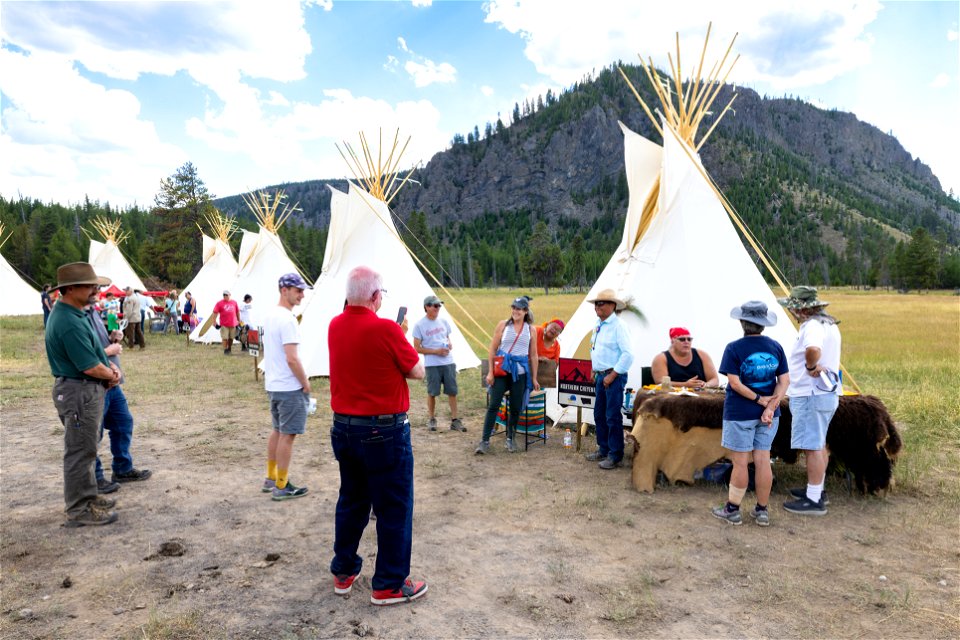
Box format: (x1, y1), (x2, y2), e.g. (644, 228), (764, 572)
(1, 331), (958, 639)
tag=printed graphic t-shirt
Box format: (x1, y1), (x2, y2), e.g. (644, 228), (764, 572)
(412, 316), (454, 367)
(719, 335), (788, 421)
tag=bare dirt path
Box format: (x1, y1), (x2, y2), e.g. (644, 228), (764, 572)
(1, 331), (957, 639)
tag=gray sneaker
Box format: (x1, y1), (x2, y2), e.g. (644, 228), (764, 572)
(711, 505), (742, 525)
(474, 441), (490, 455)
(262, 478), (276, 493)
(749, 507), (770, 527)
(450, 418), (467, 432)
(505, 439), (518, 453)
(584, 451), (604, 462)
(428, 417), (437, 431)
(65, 505), (118, 528)
(272, 480), (308, 501)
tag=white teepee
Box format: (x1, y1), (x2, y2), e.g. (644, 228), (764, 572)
(180, 236), (239, 332)
(548, 28), (797, 423)
(190, 191), (311, 342)
(298, 184), (480, 377)
(86, 217), (155, 310)
(0, 225), (40, 316)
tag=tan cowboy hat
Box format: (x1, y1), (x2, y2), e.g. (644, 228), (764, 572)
(55, 262), (110, 290)
(588, 288), (626, 311)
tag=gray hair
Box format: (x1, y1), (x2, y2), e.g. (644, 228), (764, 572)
(346, 266), (382, 304)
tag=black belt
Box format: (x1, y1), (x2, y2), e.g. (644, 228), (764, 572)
(333, 412), (407, 426)
(55, 376), (109, 388)
(593, 368), (614, 377)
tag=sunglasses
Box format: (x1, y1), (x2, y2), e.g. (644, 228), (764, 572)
(675, 337), (693, 342)
(594, 301), (611, 307)
(428, 304), (441, 308)
(815, 369), (840, 393)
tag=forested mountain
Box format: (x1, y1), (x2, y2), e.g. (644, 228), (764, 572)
(2, 62), (958, 292)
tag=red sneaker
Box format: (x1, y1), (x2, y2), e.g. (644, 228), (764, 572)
(370, 578), (428, 606)
(334, 573), (359, 595)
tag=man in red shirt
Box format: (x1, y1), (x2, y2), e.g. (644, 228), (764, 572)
(328, 265), (428, 606)
(211, 290), (241, 355)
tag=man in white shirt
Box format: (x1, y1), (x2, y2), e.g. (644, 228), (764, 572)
(779, 286), (842, 516)
(261, 273), (312, 501)
(412, 296), (465, 432)
(239, 294), (254, 351)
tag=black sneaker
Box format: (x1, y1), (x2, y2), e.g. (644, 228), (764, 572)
(789, 487), (830, 506)
(97, 477), (121, 494)
(783, 496), (827, 516)
(113, 468), (152, 483)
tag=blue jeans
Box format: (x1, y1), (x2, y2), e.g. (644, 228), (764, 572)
(594, 373), (626, 463)
(95, 386), (134, 480)
(330, 416), (413, 591)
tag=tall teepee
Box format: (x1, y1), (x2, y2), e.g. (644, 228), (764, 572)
(298, 131), (480, 377)
(86, 216), (154, 309)
(548, 26), (798, 423)
(0, 223), (41, 316)
(180, 210), (239, 337)
(191, 190), (311, 343)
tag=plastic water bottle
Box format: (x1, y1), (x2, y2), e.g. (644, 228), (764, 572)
(308, 397), (317, 415)
(563, 428), (573, 449)
(623, 387), (634, 412)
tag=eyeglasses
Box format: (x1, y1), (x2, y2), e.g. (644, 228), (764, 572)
(378, 288), (388, 296)
(675, 337), (693, 342)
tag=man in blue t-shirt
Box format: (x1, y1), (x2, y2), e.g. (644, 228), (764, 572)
(712, 300), (790, 527)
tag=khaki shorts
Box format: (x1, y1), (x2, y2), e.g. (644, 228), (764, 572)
(220, 325), (238, 340)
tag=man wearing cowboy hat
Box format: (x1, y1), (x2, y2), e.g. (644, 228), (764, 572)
(778, 286), (842, 516)
(712, 301), (790, 526)
(45, 262), (121, 527)
(586, 288), (633, 470)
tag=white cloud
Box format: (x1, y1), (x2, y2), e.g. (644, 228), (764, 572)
(930, 73), (951, 89)
(483, 0), (881, 90)
(391, 38), (457, 88)
(265, 91), (291, 107)
(412, 0), (433, 8)
(481, 85), (495, 97)
(404, 59), (457, 88)
(948, 29), (958, 42)
(0, 48), (183, 204)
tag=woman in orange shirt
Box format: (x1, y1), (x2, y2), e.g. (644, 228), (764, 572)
(535, 318), (565, 362)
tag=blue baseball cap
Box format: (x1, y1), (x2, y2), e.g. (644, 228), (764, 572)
(278, 273), (312, 290)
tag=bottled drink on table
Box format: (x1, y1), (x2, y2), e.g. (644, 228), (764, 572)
(660, 376), (672, 392)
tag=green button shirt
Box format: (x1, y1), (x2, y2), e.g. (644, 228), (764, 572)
(45, 302), (109, 381)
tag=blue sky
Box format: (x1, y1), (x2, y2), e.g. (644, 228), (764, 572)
(1, 0), (957, 209)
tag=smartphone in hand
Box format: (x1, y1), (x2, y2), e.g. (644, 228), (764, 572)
(396, 306), (407, 324)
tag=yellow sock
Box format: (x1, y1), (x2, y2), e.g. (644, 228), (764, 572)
(267, 460), (277, 481)
(276, 468), (289, 490)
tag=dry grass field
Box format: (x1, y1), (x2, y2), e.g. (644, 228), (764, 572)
(1, 289), (957, 639)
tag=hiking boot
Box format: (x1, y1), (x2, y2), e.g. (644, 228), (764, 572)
(334, 573), (359, 595)
(97, 477), (120, 494)
(272, 481), (308, 501)
(749, 507), (770, 527)
(505, 439), (518, 453)
(598, 457), (622, 470)
(261, 478), (276, 493)
(65, 505), (118, 528)
(789, 487), (830, 506)
(450, 418), (467, 432)
(783, 496), (827, 516)
(93, 496), (117, 509)
(428, 417), (437, 431)
(113, 468), (152, 483)
(474, 441), (490, 455)
(711, 505), (742, 525)
(370, 578), (428, 606)
(584, 451), (605, 462)
(224, 349), (231, 355)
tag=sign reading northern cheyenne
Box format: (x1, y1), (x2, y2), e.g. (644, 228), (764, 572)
(558, 357), (595, 408)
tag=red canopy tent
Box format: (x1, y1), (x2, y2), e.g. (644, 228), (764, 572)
(98, 284), (125, 299)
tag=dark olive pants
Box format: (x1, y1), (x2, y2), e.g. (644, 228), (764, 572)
(53, 378), (105, 517)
